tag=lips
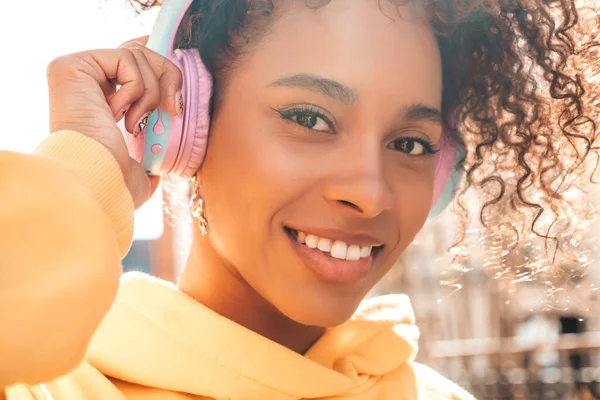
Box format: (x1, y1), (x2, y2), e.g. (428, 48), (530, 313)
(285, 227), (384, 285)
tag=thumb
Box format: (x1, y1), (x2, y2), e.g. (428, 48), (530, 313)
(126, 157), (152, 209)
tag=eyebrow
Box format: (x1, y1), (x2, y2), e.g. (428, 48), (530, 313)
(269, 73), (359, 105)
(269, 73), (442, 125)
(401, 103), (443, 126)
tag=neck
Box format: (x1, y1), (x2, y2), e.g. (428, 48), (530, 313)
(177, 228), (325, 354)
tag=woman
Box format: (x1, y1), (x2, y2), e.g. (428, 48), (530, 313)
(1, 0), (598, 398)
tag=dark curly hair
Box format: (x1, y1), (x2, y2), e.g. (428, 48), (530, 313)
(132, 0), (600, 286)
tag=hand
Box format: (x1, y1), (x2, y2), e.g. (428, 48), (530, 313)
(46, 36), (183, 208)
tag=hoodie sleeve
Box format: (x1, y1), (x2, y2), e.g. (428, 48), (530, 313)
(0, 131), (135, 389)
(33, 130), (135, 256)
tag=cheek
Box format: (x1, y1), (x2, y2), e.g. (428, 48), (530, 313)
(393, 164), (435, 247)
(198, 106), (303, 267)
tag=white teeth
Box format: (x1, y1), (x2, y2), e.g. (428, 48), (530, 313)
(360, 246), (372, 258)
(294, 230), (376, 260)
(346, 245), (361, 261)
(330, 241), (348, 260)
(297, 231), (307, 244)
(305, 234), (319, 249)
(317, 238), (332, 252)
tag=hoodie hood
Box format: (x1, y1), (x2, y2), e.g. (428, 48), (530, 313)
(86, 272), (428, 399)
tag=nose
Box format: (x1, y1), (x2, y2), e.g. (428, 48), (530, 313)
(322, 152), (394, 219)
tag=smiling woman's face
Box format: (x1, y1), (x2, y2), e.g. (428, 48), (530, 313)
(197, 0), (443, 327)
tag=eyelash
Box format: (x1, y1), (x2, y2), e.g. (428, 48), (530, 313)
(394, 136), (439, 157)
(275, 105), (335, 132)
(275, 106), (438, 157)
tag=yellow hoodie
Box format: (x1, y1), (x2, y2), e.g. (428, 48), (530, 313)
(2, 131), (474, 400)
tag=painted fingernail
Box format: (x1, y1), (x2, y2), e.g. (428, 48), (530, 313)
(175, 90), (184, 118)
(115, 106), (129, 122)
(133, 113), (150, 137)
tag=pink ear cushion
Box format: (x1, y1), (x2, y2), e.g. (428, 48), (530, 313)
(170, 48), (213, 178)
(431, 130), (458, 207)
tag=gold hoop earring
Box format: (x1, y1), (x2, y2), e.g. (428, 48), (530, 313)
(190, 177), (209, 236)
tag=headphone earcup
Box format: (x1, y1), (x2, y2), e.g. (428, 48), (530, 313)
(428, 131), (463, 220)
(169, 48), (212, 178)
(136, 48), (213, 178)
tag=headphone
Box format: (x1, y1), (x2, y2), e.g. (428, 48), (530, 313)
(124, 0), (463, 219)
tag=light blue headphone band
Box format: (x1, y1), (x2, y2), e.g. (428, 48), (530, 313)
(142, 0), (192, 174)
(146, 0), (191, 57)
(427, 145), (465, 220)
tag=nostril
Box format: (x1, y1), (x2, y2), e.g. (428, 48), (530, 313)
(338, 200), (362, 213)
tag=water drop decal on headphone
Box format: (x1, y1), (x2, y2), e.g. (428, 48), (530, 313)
(153, 109), (165, 135)
(151, 144), (164, 155)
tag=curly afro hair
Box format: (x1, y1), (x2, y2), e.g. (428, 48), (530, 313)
(131, 0), (600, 285)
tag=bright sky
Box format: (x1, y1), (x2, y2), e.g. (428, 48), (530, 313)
(0, 1), (162, 240)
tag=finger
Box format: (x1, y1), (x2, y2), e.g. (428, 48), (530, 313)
(99, 80), (117, 107)
(110, 39), (148, 121)
(120, 35), (149, 48)
(120, 42), (183, 118)
(155, 53), (184, 118)
(122, 48), (162, 136)
(80, 49), (146, 121)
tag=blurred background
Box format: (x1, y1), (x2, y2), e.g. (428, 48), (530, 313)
(2, 1), (600, 398)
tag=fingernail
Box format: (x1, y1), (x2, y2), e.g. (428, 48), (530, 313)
(133, 112), (150, 138)
(115, 106), (129, 122)
(175, 91), (184, 118)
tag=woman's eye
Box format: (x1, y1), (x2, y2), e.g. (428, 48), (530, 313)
(290, 112), (330, 131)
(276, 106), (333, 132)
(391, 137), (435, 156)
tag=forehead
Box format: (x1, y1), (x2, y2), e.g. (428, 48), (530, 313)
(243, 0), (442, 107)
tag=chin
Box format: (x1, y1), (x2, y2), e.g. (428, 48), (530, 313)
(272, 286), (367, 328)
(259, 230), (392, 328)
